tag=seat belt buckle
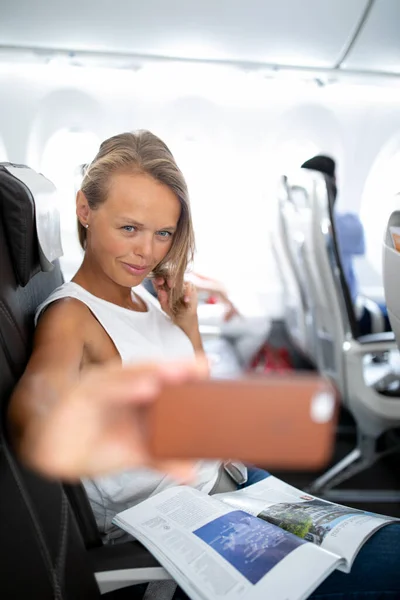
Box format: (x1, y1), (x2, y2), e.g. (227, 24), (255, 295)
(223, 461), (248, 485)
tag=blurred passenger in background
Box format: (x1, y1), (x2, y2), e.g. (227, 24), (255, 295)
(301, 155), (390, 335)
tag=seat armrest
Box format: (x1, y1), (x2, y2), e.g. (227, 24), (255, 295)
(357, 331), (395, 345)
(89, 542), (170, 594)
(346, 335), (398, 361)
(199, 324), (222, 339)
(65, 482), (170, 593)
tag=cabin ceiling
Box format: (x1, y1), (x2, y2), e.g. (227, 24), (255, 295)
(1, 0), (399, 77)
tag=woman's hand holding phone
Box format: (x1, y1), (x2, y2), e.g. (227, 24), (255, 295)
(18, 359), (209, 481)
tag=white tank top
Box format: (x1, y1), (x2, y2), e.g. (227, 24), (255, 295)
(36, 281), (221, 542)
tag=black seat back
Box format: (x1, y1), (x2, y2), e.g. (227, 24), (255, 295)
(0, 163), (100, 599)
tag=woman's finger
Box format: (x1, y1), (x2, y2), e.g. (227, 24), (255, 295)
(183, 281), (192, 303)
(153, 277), (165, 287)
(157, 288), (169, 312)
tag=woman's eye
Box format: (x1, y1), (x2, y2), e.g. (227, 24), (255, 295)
(122, 225), (135, 232)
(157, 231), (172, 238)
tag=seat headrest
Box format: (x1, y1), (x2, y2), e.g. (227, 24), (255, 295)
(0, 163), (63, 287)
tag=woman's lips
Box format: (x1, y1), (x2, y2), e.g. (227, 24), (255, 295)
(121, 262), (149, 276)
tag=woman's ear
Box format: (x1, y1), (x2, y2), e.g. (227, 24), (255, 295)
(76, 190), (90, 226)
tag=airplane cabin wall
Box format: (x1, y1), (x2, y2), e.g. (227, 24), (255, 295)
(1, 64), (399, 316)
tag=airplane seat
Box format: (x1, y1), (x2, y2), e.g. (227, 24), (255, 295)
(0, 163), (166, 597)
(274, 176), (315, 363)
(0, 162), (101, 598)
(285, 169), (400, 503)
(383, 211), (400, 364)
(383, 211), (400, 394)
(285, 172), (345, 385)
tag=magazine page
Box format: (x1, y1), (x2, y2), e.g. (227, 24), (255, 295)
(113, 486), (341, 600)
(215, 475), (397, 572)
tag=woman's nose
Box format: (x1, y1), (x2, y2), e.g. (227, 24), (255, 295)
(133, 232), (153, 259)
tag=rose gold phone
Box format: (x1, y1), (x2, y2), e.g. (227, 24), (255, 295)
(148, 375), (338, 470)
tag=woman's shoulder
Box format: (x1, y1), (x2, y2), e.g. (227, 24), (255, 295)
(35, 283), (94, 330)
(36, 281), (88, 317)
(34, 285), (120, 365)
(38, 295), (92, 327)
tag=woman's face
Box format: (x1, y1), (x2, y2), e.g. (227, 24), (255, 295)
(77, 172), (181, 287)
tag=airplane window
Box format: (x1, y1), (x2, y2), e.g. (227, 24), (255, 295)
(361, 150), (400, 276)
(40, 129), (100, 280)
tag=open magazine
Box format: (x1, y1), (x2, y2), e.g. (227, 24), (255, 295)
(113, 474), (397, 600)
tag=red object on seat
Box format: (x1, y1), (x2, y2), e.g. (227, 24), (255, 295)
(248, 344), (293, 373)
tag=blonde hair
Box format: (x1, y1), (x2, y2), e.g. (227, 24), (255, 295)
(78, 130), (194, 316)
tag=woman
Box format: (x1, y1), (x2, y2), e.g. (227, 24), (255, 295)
(9, 131), (400, 597)
(9, 130), (260, 543)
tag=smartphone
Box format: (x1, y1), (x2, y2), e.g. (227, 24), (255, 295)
(147, 374), (338, 471)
